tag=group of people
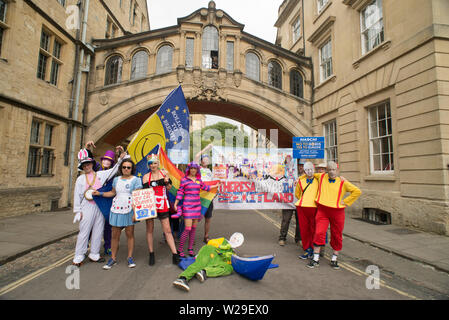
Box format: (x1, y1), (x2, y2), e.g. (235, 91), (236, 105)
(72, 141), (361, 275)
(72, 143), (219, 270)
(293, 161), (362, 269)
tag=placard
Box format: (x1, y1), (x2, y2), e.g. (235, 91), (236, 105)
(132, 188), (158, 221)
(292, 137), (325, 159)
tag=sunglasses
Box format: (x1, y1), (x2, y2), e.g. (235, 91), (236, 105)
(122, 166), (132, 169)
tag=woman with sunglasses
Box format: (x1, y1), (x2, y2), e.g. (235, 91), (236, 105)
(93, 159), (142, 270)
(142, 154), (179, 266)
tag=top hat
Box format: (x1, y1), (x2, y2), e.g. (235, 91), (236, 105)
(100, 150), (115, 166)
(77, 149), (96, 171)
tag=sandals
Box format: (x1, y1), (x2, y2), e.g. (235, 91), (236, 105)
(188, 249), (195, 257)
(203, 236), (210, 244)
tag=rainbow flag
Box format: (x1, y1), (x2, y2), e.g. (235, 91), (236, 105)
(158, 147), (218, 215)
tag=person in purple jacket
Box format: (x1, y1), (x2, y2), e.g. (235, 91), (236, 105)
(173, 162), (219, 258)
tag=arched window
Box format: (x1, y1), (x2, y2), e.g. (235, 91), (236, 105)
(290, 69), (304, 98)
(156, 45), (173, 74)
(131, 50), (148, 80)
(268, 60), (282, 89)
(104, 55), (123, 85)
(202, 26), (219, 69)
(245, 52), (260, 81)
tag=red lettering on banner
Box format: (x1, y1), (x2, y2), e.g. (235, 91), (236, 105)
(264, 193), (273, 202)
(272, 193), (280, 202)
(249, 182), (256, 192)
(222, 181), (231, 192)
(236, 182), (242, 192)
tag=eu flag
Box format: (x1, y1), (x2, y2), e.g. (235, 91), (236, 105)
(127, 85), (190, 165)
(135, 145), (160, 181)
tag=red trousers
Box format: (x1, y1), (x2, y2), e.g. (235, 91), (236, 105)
(296, 206), (317, 251)
(313, 204), (345, 252)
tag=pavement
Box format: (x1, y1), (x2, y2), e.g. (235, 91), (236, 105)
(1, 208), (449, 274)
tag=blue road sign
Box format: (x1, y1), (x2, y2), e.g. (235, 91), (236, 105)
(292, 137), (325, 159)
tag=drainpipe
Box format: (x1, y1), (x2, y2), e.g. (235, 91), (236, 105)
(67, 0), (90, 206)
(80, 53), (92, 144)
(302, 0), (305, 56)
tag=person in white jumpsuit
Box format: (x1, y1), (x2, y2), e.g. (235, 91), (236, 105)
(72, 148), (127, 266)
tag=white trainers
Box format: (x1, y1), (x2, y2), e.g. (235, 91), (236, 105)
(195, 270), (206, 283)
(103, 258), (116, 270)
(173, 278), (190, 292)
(127, 257), (136, 268)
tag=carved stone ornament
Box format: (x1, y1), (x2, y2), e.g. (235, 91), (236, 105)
(99, 92), (109, 106)
(191, 70), (227, 102)
(233, 70), (242, 88)
(200, 1), (223, 24)
(177, 65), (186, 83)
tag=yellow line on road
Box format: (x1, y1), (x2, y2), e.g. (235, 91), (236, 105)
(0, 253), (74, 296)
(254, 209), (419, 300)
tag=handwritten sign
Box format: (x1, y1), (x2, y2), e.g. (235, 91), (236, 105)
(132, 188), (157, 221)
(212, 164), (228, 180)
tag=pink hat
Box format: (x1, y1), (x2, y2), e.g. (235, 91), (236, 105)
(77, 149), (95, 170)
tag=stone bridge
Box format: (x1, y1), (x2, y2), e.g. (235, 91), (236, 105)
(86, 1), (313, 152)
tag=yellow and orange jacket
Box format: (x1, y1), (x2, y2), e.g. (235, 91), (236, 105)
(294, 175), (319, 208)
(313, 173), (362, 209)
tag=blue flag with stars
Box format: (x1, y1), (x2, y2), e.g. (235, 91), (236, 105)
(135, 145), (160, 180)
(127, 85), (190, 165)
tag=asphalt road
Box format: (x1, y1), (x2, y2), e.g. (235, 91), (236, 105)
(1, 209), (448, 302)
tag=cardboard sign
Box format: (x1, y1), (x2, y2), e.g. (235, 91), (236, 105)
(213, 164), (228, 180)
(132, 188), (157, 221)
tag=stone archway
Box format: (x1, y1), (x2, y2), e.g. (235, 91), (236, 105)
(86, 84), (312, 155)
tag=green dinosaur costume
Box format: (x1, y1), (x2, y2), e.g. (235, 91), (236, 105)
(179, 238), (234, 281)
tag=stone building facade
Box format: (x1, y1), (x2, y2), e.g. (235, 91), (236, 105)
(276, 0), (449, 234)
(2, 0), (448, 236)
(0, 0), (149, 217)
(85, 1), (312, 157)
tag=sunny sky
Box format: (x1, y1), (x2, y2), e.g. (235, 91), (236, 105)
(146, 0), (284, 43)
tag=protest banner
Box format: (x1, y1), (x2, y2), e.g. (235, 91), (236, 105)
(132, 188), (158, 221)
(211, 147), (298, 210)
